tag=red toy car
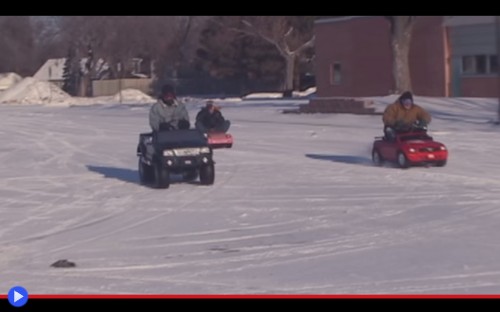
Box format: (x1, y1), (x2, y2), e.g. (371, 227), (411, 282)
(372, 127), (448, 168)
(207, 131), (233, 149)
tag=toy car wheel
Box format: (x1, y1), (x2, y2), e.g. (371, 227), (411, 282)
(397, 152), (410, 169)
(138, 158), (154, 184)
(372, 148), (383, 166)
(154, 161), (170, 189)
(436, 160), (447, 167)
(199, 164), (215, 185)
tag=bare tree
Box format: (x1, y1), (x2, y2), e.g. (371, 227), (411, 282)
(385, 16), (417, 93)
(0, 16), (35, 76)
(158, 16), (211, 91)
(31, 16), (66, 72)
(38, 16), (210, 95)
(56, 16), (183, 95)
(211, 16), (315, 96)
(195, 17), (244, 78)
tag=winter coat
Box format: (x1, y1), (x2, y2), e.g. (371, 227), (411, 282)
(382, 100), (432, 128)
(149, 98), (190, 131)
(195, 107), (225, 129)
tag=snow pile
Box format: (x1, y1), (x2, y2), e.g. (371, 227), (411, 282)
(0, 72), (22, 91)
(243, 92), (284, 99)
(0, 77), (71, 105)
(112, 88), (155, 104)
(242, 87), (317, 100)
(295, 86), (316, 97)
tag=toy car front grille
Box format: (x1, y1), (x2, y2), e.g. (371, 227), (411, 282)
(173, 148), (201, 156)
(419, 147), (439, 152)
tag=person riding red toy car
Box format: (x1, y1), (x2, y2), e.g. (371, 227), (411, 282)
(372, 91), (448, 168)
(195, 100), (233, 149)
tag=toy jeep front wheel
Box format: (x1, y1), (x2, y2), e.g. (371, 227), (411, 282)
(199, 164), (215, 185)
(138, 158), (154, 184)
(154, 161), (170, 189)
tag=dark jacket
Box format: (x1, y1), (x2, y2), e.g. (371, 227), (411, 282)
(195, 107), (225, 129)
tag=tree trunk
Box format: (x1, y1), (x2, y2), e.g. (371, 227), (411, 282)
(389, 16), (415, 94)
(283, 53), (295, 97)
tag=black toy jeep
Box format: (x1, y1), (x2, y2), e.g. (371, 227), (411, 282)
(137, 129), (215, 189)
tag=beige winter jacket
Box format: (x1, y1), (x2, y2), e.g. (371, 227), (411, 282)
(382, 100), (432, 127)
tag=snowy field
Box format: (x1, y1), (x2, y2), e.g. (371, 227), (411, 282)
(1, 91), (500, 295)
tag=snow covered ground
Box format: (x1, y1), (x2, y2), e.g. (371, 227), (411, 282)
(1, 92), (500, 295)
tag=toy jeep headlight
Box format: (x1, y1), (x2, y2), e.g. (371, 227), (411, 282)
(163, 149), (175, 156)
(200, 147), (210, 153)
(408, 148), (416, 153)
(440, 146), (446, 150)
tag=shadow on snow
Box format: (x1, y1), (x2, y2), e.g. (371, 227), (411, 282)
(86, 165), (201, 186)
(86, 165), (139, 184)
(305, 154), (372, 166)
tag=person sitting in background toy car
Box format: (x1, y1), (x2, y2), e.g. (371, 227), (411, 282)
(382, 91), (432, 140)
(149, 84), (190, 132)
(195, 100), (231, 133)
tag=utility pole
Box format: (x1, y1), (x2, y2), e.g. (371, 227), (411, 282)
(48, 65), (52, 103)
(117, 62), (122, 104)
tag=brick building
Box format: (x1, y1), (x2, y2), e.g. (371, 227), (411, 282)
(445, 16), (500, 97)
(305, 16), (500, 114)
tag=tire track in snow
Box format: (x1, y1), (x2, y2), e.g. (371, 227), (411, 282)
(2, 105), (500, 294)
(28, 158), (241, 257)
(40, 188), (485, 283)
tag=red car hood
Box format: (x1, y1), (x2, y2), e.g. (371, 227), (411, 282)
(402, 139), (444, 150)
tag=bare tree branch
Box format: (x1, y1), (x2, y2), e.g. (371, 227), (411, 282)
(208, 16), (315, 94)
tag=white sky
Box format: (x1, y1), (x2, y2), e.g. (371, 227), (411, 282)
(1, 90), (500, 295)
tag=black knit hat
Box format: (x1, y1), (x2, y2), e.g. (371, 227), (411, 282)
(399, 91), (413, 103)
(160, 84), (175, 98)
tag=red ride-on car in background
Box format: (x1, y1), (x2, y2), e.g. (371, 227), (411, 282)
(207, 131), (233, 149)
(372, 124), (448, 169)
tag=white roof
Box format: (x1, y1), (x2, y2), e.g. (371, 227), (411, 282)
(34, 57), (110, 81)
(33, 58), (65, 81)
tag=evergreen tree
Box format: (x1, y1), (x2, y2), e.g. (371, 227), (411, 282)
(62, 46), (78, 96)
(195, 22), (283, 94)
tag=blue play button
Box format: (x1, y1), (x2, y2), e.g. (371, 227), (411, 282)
(8, 286), (28, 307)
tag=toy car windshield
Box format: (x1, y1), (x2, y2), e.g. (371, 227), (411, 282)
(400, 134), (432, 141)
(156, 129), (208, 147)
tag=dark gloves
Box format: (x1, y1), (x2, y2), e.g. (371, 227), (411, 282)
(178, 119), (190, 130)
(412, 119), (428, 130)
(415, 119), (428, 127)
(159, 122), (175, 131)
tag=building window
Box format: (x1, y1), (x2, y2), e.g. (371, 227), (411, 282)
(476, 55), (487, 74)
(461, 56), (475, 74)
(461, 55), (499, 75)
(330, 62), (341, 85)
(490, 55), (498, 73)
